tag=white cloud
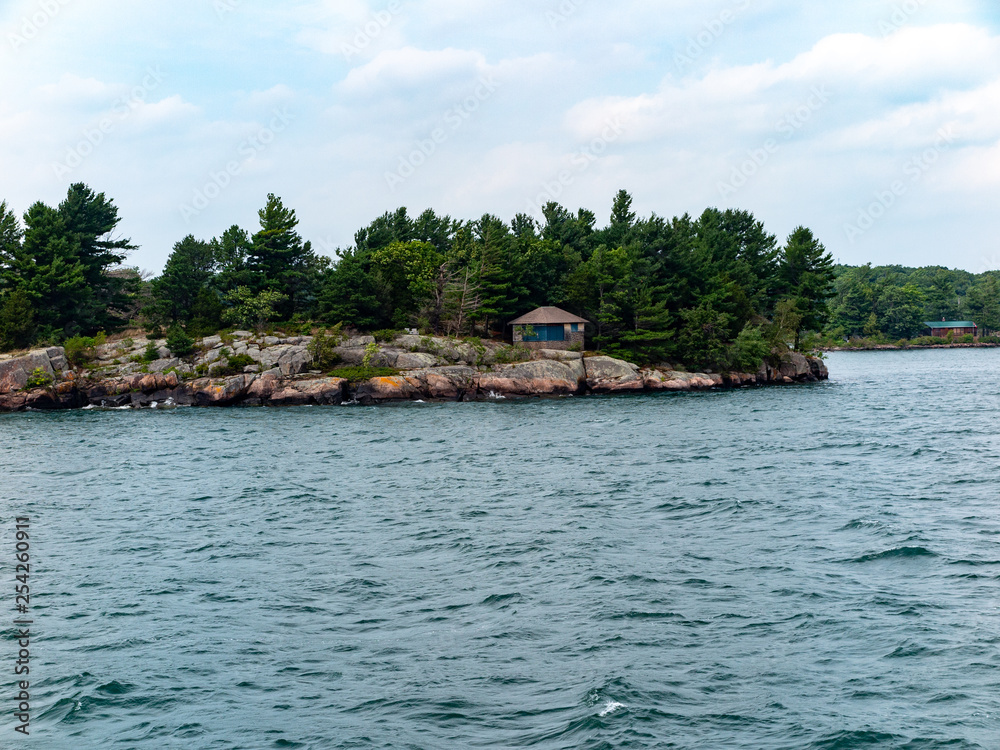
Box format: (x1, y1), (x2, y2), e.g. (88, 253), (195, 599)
(1, 2), (999, 272)
(339, 46), (488, 96)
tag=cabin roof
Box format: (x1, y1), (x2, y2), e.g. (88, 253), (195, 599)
(509, 306), (590, 326)
(924, 321), (977, 328)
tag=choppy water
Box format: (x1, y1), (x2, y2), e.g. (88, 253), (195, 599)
(3, 349), (1000, 749)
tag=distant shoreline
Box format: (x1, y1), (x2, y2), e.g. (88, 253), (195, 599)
(823, 343), (1000, 352)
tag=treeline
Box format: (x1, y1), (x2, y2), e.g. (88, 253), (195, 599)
(827, 264), (1000, 340)
(1, 185), (839, 368)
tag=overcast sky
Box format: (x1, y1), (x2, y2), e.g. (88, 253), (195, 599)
(1, 0), (998, 274)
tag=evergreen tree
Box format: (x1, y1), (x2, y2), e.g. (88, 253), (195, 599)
(604, 189), (637, 248)
(0, 288), (36, 351)
(212, 225), (254, 294)
(16, 202), (89, 337)
(150, 235), (216, 324)
(467, 214), (512, 334)
(0, 200), (23, 289)
(57, 183), (135, 331)
(316, 248), (382, 329)
(778, 226), (836, 348)
(249, 194), (318, 317)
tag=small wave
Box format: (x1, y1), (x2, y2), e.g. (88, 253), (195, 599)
(598, 700), (627, 717)
(481, 592), (522, 607)
(808, 730), (900, 749)
(839, 519), (882, 530)
(486, 390), (506, 400)
(851, 546), (938, 563)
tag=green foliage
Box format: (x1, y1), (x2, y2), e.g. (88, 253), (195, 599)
(187, 287), (225, 337)
(149, 235), (216, 324)
(7, 186), (924, 369)
(362, 341), (379, 367)
(209, 353), (255, 377)
(307, 325), (343, 370)
(2, 185), (136, 340)
(327, 365), (399, 382)
(247, 193), (321, 319)
(729, 323), (770, 372)
(766, 298), (803, 354)
(25, 367), (52, 389)
(828, 263), (995, 340)
(494, 344), (531, 364)
(370, 240), (443, 328)
(676, 303), (732, 369)
(165, 326), (194, 358)
(0, 288), (36, 351)
(143, 341), (159, 362)
(195, 363), (209, 377)
(372, 328), (401, 343)
(777, 226), (836, 349)
(64, 335), (97, 367)
(223, 286), (287, 331)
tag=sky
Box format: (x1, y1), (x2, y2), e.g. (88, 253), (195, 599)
(1, 0), (998, 275)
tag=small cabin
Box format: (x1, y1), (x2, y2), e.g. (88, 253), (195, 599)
(924, 321), (978, 338)
(509, 306), (588, 351)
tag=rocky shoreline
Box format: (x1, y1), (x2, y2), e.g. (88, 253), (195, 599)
(0, 333), (828, 411)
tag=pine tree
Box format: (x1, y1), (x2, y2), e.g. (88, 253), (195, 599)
(16, 202), (90, 336)
(778, 226), (836, 348)
(249, 194), (318, 317)
(57, 183), (135, 331)
(150, 235), (216, 324)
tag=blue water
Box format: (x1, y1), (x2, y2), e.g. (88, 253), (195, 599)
(2, 349), (999, 749)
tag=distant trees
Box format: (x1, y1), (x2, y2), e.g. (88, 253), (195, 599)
(827, 264), (998, 340)
(966, 276), (1000, 335)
